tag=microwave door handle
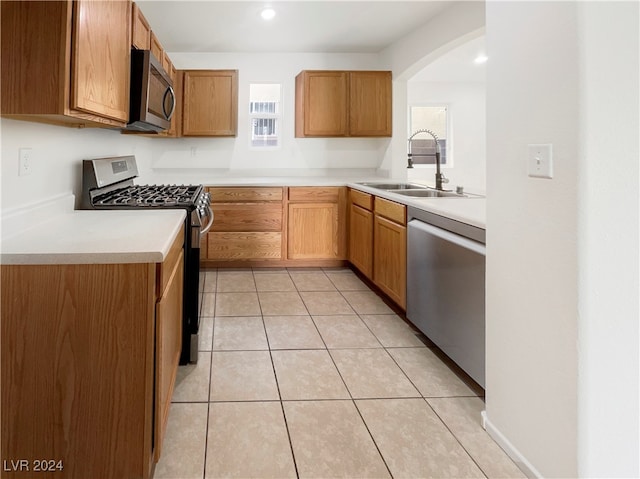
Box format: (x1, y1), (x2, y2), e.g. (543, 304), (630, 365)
(163, 85), (176, 120)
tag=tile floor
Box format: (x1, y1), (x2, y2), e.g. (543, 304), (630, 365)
(155, 267), (526, 479)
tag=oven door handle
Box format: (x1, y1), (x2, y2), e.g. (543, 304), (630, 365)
(201, 204), (214, 235)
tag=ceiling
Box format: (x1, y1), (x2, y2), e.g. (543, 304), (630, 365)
(136, 1), (451, 53)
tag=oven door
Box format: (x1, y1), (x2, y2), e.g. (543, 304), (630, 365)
(181, 206), (214, 364)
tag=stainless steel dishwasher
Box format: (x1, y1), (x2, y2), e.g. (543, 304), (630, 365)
(406, 206), (486, 388)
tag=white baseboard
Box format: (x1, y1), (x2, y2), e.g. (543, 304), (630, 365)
(481, 410), (544, 479)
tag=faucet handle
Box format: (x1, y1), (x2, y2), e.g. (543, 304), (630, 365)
(442, 176), (449, 184)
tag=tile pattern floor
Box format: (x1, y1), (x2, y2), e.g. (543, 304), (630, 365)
(155, 267), (526, 479)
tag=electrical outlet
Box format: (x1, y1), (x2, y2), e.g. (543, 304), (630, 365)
(527, 144), (553, 179)
(19, 148), (32, 176)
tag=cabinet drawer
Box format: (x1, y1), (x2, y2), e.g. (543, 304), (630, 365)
(374, 197), (406, 225)
(288, 187), (340, 202)
(350, 189), (373, 210)
(207, 232), (282, 260)
(210, 203), (282, 232)
(157, 224), (184, 298)
(208, 187), (283, 202)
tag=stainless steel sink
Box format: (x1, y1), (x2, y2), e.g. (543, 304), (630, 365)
(358, 182), (428, 190)
(390, 189), (467, 198)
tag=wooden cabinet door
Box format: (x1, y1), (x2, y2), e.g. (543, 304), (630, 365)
(373, 215), (407, 309)
(349, 204), (373, 279)
(71, 0), (131, 123)
(182, 70), (238, 136)
(349, 71), (392, 137)
(155, 250), (183, 461)
(296, 71), (348, 137)
(131, 2), (151, 49)
(150, 31), (163, 62)
(288, 203), (340, 259)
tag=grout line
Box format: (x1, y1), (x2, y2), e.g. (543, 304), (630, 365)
(422, 397), (489, 479)
(259, 287), (301, 479)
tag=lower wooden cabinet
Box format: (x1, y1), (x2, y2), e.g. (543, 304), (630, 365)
(347, 189), (407, 310)
(0, 228), (184, 479)
(373, 214), (407, 309)
(202, 186), (347, 266)
(206, 187), (284, 261)
(349, 203), (373, 278)
(287, 187), (347, 260)
(154, 247), (184, 461)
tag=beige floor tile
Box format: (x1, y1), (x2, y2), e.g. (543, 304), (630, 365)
(330, 349), (420, 399)
(154, 402), (208, 479)
(215, 292), (261, 316)
(254, 273), (297, 292)
(322, 266), (352, 273)
(263, 315), (325, 349)
(210, 351), (279, 401)
(388, 347), (478, 397)
(342, 291), (394, 314)
(202, 269), (217, 293)
(201, 292), (216, 317)
(326, 271), (369, 291)
(284, 400), (390, 479)
(360, 314), (427, 347)
(253, 267), (288, 273)
(172, 352), (211, 402)
(428, 397), (527, 478)
(199, 316), (214, 351)
(216, 271), (256, 292)
(290, 272), (336, 291)
(300, 291), (356, 315)
(212, 316), (267, 350)
(258, 292), (308, 315)
(356, 398), (485, 478)
(272, 350), (349, 400)
(312, 315), (382, 349)
(206, 402), (296, 479)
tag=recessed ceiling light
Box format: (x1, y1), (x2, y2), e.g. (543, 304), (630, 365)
(474, 54), (488, 64)
(261, 7), (276, 20)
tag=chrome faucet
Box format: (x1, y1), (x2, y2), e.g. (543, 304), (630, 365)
(407, 129), (449, 190)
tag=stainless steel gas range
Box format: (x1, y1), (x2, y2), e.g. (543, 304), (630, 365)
(80, 155), (213, 364)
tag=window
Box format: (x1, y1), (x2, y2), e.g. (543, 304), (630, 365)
(249, 83), (281, 148)
(409, 105), (449, 166)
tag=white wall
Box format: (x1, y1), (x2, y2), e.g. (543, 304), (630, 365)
(378, 1), (486, 179)
(406, 81), (486, 192)
(0, 119), (155, 212)
(576, 2), (639, 477)
(0, 52), (389, 214)
(151, 52), (388, 176)
(485, 1), (639, 477)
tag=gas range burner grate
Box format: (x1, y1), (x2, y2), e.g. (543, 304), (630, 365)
(93, 184), (203, 208)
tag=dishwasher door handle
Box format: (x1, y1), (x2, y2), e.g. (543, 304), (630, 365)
(408, 219), (486, 256)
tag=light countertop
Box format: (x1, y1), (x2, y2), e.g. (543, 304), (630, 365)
(1, 209), (186, 265)
(152, 174), (486, 229)
(347, 182), (486, 229)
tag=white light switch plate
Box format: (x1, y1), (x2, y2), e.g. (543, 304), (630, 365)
(527, 144), (553, 179)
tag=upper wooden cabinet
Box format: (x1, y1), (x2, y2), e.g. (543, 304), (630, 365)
(349, 71), (392, 136)
(182, 70), (238, 137)
(295, 70), (392, 137)
(1, 0), (132, 128)
(132, 2), (151, 50)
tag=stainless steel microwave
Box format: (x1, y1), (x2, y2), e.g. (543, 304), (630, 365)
(125, 50), (175, 132)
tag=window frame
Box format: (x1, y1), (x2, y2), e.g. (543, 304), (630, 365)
(248, 83), (282, 150)
(408, 103), (452, 168)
